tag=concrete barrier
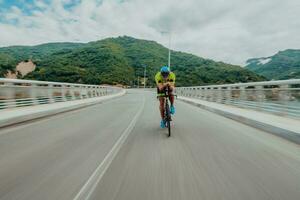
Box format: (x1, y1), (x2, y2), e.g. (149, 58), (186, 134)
(179, 96), (300, 144)
(0, 90), (126, 128)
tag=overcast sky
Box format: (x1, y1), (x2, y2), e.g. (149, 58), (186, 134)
(0, 0), (300, 65)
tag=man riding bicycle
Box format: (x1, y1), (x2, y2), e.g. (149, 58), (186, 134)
(155, 66), (176, 128)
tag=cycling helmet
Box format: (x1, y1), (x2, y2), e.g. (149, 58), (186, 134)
(160, 66), (170, 78)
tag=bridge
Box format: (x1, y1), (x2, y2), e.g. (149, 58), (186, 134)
(0, 78), (299, 200)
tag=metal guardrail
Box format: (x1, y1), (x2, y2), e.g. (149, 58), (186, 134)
(177, 79), (300, 118)
(0, 78), (122, 109)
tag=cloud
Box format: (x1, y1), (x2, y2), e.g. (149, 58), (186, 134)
(0, 0), (300, 65)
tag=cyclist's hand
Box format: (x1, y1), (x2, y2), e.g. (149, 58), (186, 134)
(163, 82), (169, 87)
(158, 85), (164, 90)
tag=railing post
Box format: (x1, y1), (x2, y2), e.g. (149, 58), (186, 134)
(61, 85), (67, 102)
(95, 87), (100, 97)
(254, 85), (265, 111)
(70, 85), (76, 100)
(30, 83), (39, 106)
(3, 82), (17, 108)
(92, 87), (95, 97)
(255, 86), (265, 101)
(81, 86), (87, 99)
(279, 85), (291, 101)
(75, 86), (80, 100)
(279, 84), (291, 116)
(239, 86), (246, 101)
(216, 87), (222, 103)
(196, 88), (199, 99)
(179, 88), (184, 96)
(202, 88), (206, 100)
(48, 84), (55, 103)
(206, 87), (212, 101)
(87, 87), (91, 98)
(225, 87), (232, 105)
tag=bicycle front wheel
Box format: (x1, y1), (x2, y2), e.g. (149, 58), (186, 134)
(165, 103), (171, 137)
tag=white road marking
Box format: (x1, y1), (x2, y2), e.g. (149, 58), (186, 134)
(73, 97), (145, 200)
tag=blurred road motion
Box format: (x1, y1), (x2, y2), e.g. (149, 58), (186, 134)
(0, 90), (299, 200)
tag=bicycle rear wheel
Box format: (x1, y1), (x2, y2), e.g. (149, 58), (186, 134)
(165, 102), (171, 137)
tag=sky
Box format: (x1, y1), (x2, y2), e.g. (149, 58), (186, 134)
(0, 0), (300, 65)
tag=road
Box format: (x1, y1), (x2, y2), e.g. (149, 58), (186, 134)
(0, 90), (299, 200)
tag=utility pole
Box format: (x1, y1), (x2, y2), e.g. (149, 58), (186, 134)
(143, 65), (147, 89)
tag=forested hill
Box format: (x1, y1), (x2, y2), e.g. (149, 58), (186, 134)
(246, 49), (300, 80)
(0, 36), (265, 86)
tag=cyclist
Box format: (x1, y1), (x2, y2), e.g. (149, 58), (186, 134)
(155, 66), (176, 128)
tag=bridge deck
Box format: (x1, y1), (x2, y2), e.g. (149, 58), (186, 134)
(0, 90), (299, 200)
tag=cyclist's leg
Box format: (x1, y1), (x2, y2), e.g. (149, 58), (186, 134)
(157, 87), (167, 127)
(157, 87), (165, 119)
(159, 97), (165, 119)
(169, 95), (174, 106)
(168, 87), (176, 114)
(168, 87), (175, 106)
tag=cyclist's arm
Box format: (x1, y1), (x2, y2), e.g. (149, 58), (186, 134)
(159, 82), (171, 90)
(155, 73), (165, 90)
(157, 83), (165, 90)
(167, 73), (176, 90)
(168, 82), (175, 90)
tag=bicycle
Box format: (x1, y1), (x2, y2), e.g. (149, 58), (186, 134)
(158, 86), (177, 137)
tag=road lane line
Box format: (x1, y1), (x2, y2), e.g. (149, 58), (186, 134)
(73, 97), (145, 200)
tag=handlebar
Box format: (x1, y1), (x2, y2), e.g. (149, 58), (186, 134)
(157, 85), (177, 98)
(157, 94), (177, 98)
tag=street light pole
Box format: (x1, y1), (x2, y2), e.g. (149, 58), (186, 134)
(161, 31), (172, 70)
(143, 65), (146, 89)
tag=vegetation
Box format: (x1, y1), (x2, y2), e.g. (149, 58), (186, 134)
(246, 49), (300, 80)
(0, 36), (265, 86)
(0, 53), (18, 77)
(0, 43), (83, 62)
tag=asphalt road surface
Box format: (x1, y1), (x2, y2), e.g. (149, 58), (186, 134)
(0, 90), (299, 200)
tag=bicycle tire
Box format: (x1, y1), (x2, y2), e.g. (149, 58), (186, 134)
(165, 101), (171, 137)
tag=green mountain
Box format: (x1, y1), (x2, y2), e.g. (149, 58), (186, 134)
(0, 42), (83, 78)
(0, 36), (265, 86)
(0, 42), (83, 61)
(246, 49), (300, 80)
